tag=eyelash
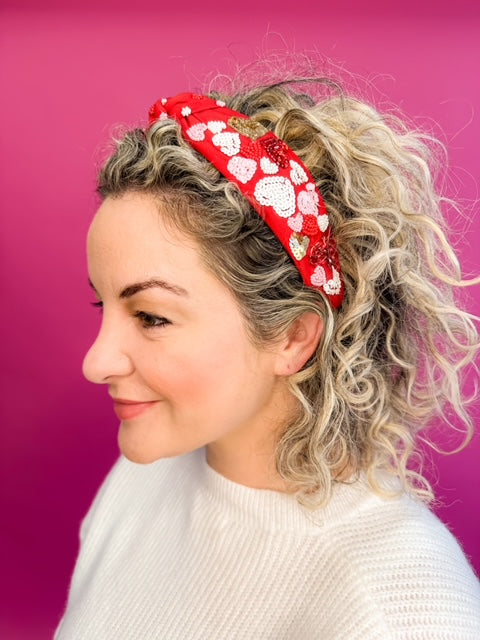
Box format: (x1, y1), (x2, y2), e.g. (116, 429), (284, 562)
(133, 311), (170, 329)
(90, 302), (171, 329)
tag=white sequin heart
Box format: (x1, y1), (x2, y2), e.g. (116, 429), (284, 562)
(254, 177), (296, 218)
(324, 268), (342, 295)
(287, 213), (304, 232)
(311, 265), (327, 287)
(290, 160), (308, 185)
(227, 157), (257, 184)
(186, 123), (207, 141)
(212, 132), (241, 156)
(207, 121), (227, 134)
(318, 214), (329, 232)
(298, 189), (320, 215)
(260, 157), (279, 174)
(289, 233), (310, 260)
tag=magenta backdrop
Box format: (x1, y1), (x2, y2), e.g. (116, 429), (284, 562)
(1, 1), (479, 637)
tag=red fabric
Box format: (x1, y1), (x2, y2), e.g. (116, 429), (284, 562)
(148, 93), (344, 308)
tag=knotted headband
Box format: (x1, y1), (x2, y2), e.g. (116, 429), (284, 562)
(148, 93), (344, 308)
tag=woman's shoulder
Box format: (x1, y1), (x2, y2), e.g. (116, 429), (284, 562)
(313, 481), (480, 638)
(339, 484), (477, 571)
(325, 477), (479, 586)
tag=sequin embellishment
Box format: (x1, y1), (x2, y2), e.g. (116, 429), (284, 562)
(147, 93), (344, 308)
(260, 135), (290, 168)
(228, 116), (268, 141)
(227, 157), (257, 184)
(212, 132), (241, 156)
(290, 233), (310, 260)
(254, 176), (296, 218)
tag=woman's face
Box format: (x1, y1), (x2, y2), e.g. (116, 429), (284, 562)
(83, 192), (291, 464)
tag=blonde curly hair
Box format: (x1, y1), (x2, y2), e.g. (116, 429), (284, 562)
(97, 78), (479, 507)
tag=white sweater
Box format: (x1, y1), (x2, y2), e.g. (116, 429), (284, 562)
(55, 449), (480, 639)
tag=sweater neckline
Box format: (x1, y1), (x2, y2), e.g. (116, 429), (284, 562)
(196, 448), (378, 533)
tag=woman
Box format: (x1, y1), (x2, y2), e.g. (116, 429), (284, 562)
(55, 79), (480, 638)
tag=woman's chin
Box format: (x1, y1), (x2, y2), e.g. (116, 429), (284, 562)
(117, 428), (162, 464)
(117, 426), (194, 464)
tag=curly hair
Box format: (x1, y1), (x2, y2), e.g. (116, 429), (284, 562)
(97, 78), (479, 507)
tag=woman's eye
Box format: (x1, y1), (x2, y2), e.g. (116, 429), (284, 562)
(134, 311), (170, 329)
(89, 303), (168, 329)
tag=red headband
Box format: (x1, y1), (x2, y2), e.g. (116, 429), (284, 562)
(148, 93), (344, 308)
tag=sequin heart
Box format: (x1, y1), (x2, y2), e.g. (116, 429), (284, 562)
(301, 215), (319, 235)
(289, 233), (310, 260)
(186, 123), (207, 141)
(212, 132), (241, 156)
(207, 121), (227, 134)
(228, 116), (268, 141)
(227, 157), (257, 184)
(323, 268), (342, 295)
(318, 214), (329, 232)
(287, 212), (304, 232)
(290, 160), (308, 185)
(298, 189), (320, 215)
(311, 265), (327, 287)
(261, 136), (289, 168)
(260, 157), (279, 174)
(254, 177), (296, 218)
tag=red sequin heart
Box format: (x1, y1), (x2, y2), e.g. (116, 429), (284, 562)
(260, 135), (290, 168)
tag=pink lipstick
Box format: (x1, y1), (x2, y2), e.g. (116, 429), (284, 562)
(112, 399), (157, 421)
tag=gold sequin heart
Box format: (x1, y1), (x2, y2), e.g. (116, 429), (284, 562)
(289, 233), (310, 261)
(228, 117), (268, 141)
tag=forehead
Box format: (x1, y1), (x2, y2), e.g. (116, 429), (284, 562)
(87, 193), (209, 293)
(89, 193), (194, 252)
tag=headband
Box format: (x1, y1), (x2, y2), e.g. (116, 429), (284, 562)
(148, 93), (344, 308)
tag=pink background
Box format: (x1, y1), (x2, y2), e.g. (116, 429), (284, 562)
(1, 1), (479, 637)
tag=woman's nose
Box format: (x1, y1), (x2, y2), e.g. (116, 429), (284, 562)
(82, 318), (134, 384)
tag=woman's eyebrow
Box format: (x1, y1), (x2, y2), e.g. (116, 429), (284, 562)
(87, 278), (188, 298)
(119, 279), (189, 298)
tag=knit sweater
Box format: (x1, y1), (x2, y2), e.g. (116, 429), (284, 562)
(55, 449), (480, 639)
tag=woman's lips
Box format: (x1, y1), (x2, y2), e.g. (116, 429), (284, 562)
(112, 399), (158, 421)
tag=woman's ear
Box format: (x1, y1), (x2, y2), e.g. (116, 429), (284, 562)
(273, 312), (324, 376)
